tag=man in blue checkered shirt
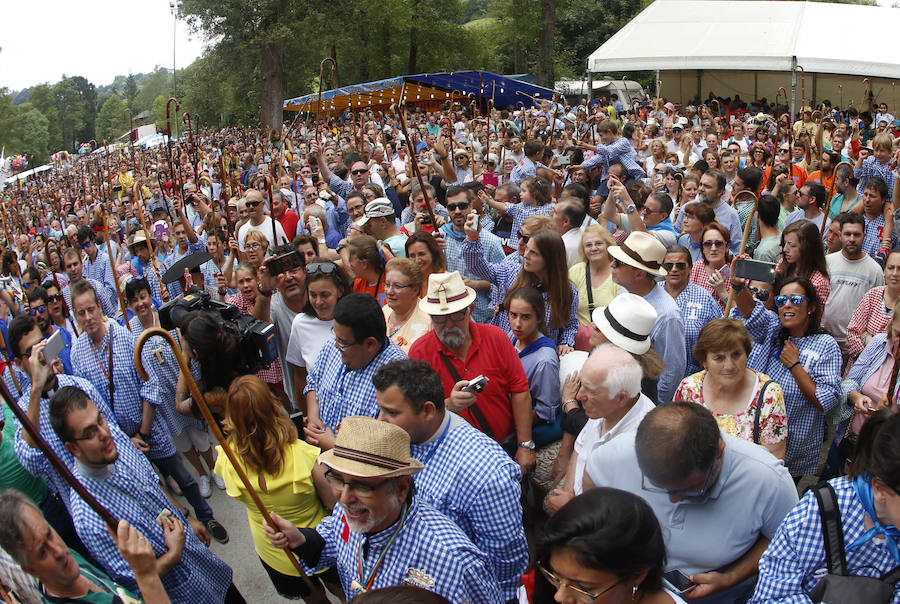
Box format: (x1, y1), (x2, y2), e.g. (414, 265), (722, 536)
(303, 293), (407, 451)
(75, 225), (116, 306)
(47, 386), (243, 604)
(68, 280), (228, 544)
(164, 197), (208, 299)
(373, 359), (528, 601)
(61, 249), (116, 319)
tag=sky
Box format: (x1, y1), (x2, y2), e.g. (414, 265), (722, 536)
(0, 0), (208, 92)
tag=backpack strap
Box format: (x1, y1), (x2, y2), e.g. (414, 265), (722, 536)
(753, 379), (774, 444)
(812, 481), (849, 577)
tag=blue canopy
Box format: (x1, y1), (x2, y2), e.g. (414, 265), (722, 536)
(283, 70), (556, 115)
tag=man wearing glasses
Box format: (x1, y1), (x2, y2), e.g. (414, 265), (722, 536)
(303, 293), (406, 452)
(75, 226), (116, 304)
(236, 189), (289, 253)
(409, 272), (534, 474)
(25, 285), (73, 374)
(585, 402), (797, 603)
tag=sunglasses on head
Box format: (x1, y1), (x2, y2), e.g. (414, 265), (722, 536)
(774, 294), (809, 308)
(306, 261), (336, 275)
(663, 262), (687, 271)
(447, 202), (470, 212)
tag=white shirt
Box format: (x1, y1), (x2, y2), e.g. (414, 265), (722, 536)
(572, 393), (655, 494)
(237, 218), (288, 251)
(285, 314), (334, 369)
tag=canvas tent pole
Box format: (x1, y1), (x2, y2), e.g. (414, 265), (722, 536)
(790, 56), (797, 123)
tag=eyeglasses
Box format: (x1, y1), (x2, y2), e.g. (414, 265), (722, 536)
(517, 230), (530, 244)
(79, 241), (92, 249)
(324, 469), (391, 496)
(306, 261), (336, 275)
(351, 169), (369, 176)
(246, 242), (263, 251)
(641, 461), (716, 499)
(447, 202), (470, 212)
(774, 294), (809, 308)
(26, 306), (46, 316)
(431, 309), (467, 324)
(611, 258), (624, 268)
(536, 562), (620, 601)
(47, 294), (63, 303)
(70, 412), (110, 442)
(384, 281), (413, 292)
(702, 240), (726, 248)
(640, 205), (660, 215)
(334, 335), (361, 351)
(663, 262), (687, 271)
(778, 148), (790, 153)
(246, 200), (262, 208)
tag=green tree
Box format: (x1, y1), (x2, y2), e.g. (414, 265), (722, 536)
(53, 78), (85, 150)
(0, 89), (22, 153)
(18, 108), (50, 164)
(96, 94), (129, 141)
(123, 74), (139, 112)
(28, 85), (62, 152)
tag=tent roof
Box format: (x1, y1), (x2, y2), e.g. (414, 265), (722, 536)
(284, 70), (556, 114)
(589, 0), (900, 79)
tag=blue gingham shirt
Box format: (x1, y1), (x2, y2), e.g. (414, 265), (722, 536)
(666, 282), (724, 378)
(503, 202), (553, 249)
(463, 236), (578, 346)
(63, 278), (117, 319)
(69, 449), (232, 603)
(440, 226), (505, 324)
(854, 156), (895, 199)
(740, 300), (841, 476)
(164, 240), (208, 299)
(82, 250), (117, 301)
(582, 137), (647, 196)
(640, 287), (687, 404)
(13, 375), (139, 514)
(508, 156), (537, 186)
(863, 212), (896, 260)
(301, 498), (502, 603)
(130, 316), (206, 438)
(3, 365), (31, 401)
(751, 476), (900, 602)
(71, 319), (173, 460)
(410, 413), (526, 600)
(304, 338), (407, 431)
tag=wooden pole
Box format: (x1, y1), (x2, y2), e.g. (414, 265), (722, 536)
(724, 190), (759, 316)
(134, 328), (312, 587)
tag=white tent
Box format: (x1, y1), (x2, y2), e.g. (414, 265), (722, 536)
(588, 0), (900, 112)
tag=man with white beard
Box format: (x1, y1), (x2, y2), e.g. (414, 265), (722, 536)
(263, 416), (502, 602)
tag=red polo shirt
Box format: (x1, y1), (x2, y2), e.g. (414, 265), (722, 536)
(277, 208), (299, 240)
(409, 321), (529, 442)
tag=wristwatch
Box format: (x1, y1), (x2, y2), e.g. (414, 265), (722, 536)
(625, 203), (636, 213)
(731, 282), (746, 292)
(518, 440), (536, 450)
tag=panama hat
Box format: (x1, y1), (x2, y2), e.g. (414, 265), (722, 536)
(418, 271), (476, 316)
(591, 293), (658, 355)
(317, 416), (424, 478)
(608, 232), (668, 277)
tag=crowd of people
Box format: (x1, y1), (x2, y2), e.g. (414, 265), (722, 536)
(0, 88), (898, 603)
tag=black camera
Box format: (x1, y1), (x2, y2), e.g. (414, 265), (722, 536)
(159, 290), (278, 373)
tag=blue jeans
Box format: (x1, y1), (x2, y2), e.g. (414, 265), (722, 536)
(154, 454), (213, 523)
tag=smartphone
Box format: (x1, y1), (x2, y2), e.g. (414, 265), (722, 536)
(289, 411), (304, 433)
(663, 570), (697, 594)
(734, 258), (777, 283)
(153, 220), (170, 240)
(266, 250), (303, 276)
(482, 172), (499, 187)
(556, 155), (571, 166)
(44, 329), (65, 363)
(308, 215), (322, 233)
(461, 375), (489, 393)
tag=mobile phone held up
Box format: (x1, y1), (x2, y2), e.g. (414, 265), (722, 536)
(461, 375), (489, 393)
(734, 258), (776, 283)
(266, 250), (303, 277)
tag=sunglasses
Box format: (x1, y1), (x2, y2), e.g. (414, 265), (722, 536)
(663, 262), (687, 271)
(775, 294), (809, 308)
(778, 148), (790, 153)
(306, 261), (336, 275)
(748, 285), (770, 301)
(246, 200), (262, 208)
(517, 230), (530, 244)
(26, 306), (46, 316)
(447, 202), (470, 212)
(47, 294), (63, 303)
(79, 241), (92, 249)
(351, 169), (369, 175)
(702, 240), (726, 248)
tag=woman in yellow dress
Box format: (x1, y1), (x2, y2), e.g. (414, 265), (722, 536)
(215, 375), (340, 603)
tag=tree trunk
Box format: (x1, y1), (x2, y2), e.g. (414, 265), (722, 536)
(260, 40), (284, 132)
(536, 0), (557, 88)
(408, 0), (419, 74)
(329, 43), (340, 88)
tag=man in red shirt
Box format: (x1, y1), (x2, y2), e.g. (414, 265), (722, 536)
(409, 271), (536, 473)
(272, 190), (299, 240)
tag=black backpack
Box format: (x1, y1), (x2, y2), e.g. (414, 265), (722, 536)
(807, 482), (900, 603)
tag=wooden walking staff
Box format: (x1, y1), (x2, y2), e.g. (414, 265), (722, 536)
(724, 190), (759, 316)
(391, 103), (439, 227)
(133, 328), (314, 587)
(132, 186), (168, 303)
(182, 113), (199, 184)
(166, 98), (180, 169)
(98, 208), (131, 331)
(0, 328), (22, 397)
(0, 378), (119, 531)
(316, 58), (337, 146)
(777, 87), (794, 186)
(829, 161), (853, 212)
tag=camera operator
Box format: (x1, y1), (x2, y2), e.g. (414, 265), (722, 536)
(250, 244), (307, 411)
